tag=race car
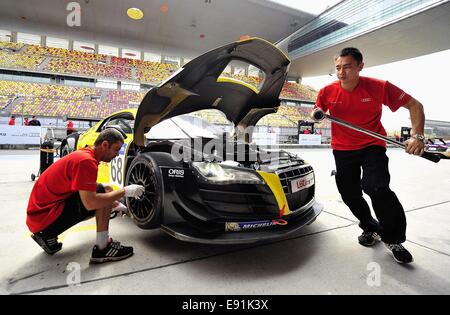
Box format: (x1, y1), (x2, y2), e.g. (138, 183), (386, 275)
(60, 37), (322, 244)
(426, 138), (450, 153)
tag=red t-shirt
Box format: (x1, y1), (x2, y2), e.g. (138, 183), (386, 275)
(26, 147), (99, 233)
(315, 76), (411, 151)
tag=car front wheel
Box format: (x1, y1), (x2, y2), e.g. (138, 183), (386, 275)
(124, 154), (162, 229)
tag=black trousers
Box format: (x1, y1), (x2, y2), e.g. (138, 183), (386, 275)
(333, 146), (406, 244)
(40, 184), (105, 238)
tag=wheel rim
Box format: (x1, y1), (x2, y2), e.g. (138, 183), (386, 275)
(126, 160), (158, 222)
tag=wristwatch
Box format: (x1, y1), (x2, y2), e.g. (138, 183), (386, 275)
(411, 133), (425, 142)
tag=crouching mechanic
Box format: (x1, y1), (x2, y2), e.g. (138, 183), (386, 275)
(26, 128), (145, 264)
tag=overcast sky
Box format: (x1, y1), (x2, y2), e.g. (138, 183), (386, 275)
(302, 49), (450, 132)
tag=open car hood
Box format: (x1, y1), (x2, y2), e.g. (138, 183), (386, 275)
(133, 38), (290, 146)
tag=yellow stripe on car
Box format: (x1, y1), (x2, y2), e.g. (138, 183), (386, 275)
(237, 37), (290, 61)
(257, 171), (291, 216)
(216, 77), (259, 93)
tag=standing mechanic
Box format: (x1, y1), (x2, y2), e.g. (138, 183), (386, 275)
(27, 128), (145, 264)
(313, 47), (426, 264)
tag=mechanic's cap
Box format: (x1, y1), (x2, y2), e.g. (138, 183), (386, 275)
(104, 126), (128, 139)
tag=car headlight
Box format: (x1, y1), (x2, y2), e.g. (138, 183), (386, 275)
(192, 162), (264, 184)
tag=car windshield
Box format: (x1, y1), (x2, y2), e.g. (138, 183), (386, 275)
(146, 109), (233, 139)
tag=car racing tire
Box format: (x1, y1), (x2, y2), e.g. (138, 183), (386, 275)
(125, 153), (163, 229)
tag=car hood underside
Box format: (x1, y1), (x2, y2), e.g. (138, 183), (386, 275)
(133, 38), (290, 146)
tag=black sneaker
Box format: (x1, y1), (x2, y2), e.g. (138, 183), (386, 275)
(31, 233), (62, 255)
(385, 243), (413, 264)
(90, 239), (134, 264)
(358, 231), (381, 247)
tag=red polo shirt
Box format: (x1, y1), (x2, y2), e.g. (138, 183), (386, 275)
(315, 76), (411, 151)
(26, 147), (99, 233)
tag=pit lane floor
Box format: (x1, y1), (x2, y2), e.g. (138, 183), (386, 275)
(0, 148), (449, 295)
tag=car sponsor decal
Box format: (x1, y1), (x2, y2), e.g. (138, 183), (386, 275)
(290, 173), (314, 193)
(225, 219), (287, 232)
(167, 168), (185, 178)
(110, 143), (127, 188)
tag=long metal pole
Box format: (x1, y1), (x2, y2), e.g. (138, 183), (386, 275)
(322, 113), (406, 148)
(312, 109), (441, 163)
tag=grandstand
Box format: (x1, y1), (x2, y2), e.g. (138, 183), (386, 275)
(0, 50), (46, 71)
(0, 41), (24, 51)
(0, 95), (12, 110)
(0, 80), (143, 120)
(0, 41), (177, 84)
(0, 36), (329, 136)
(281, 82), (318, 101)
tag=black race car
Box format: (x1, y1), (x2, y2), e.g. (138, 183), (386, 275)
(124, 38), (322, 244)
(64, 38), (323, 244)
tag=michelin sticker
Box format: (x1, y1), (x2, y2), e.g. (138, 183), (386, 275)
(225, 219), (287, 232)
